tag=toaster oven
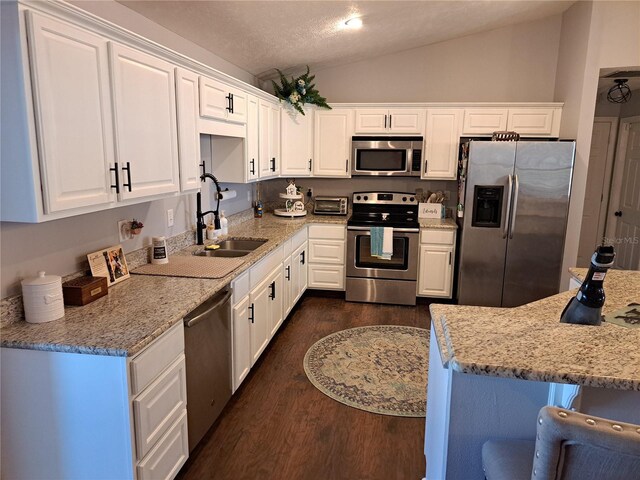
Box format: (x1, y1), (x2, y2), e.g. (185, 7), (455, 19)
(313, 196), (349, 215)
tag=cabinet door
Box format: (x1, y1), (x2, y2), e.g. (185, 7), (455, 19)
(199, 76), (229, 121)
(258, 100), (275, 178)
(270, 103), (281, 176)
(354, 109), (388, 134)
(507, 108), (558, 136)
(175, 68), (201, 192)
(227, 87), (248, 124)
(462, 109), (508, 135)
(246, 95), (260, 182)
(417, 245), (453, 298)
(26, 12), (115, 213)
(232, 295), (251, 392)
(423, 109), (462, 180)
(268, 266), (284, 337)
(281, 107), (313, 176)
(313, 109), (353, 177)
(283, 256), (293, 317)
(110, 43), (180, 200)
(292, 242), (308, 305)
(308, 264), (345, 290)
(249, 277), (271, 366)
(388, 108), (425, 134)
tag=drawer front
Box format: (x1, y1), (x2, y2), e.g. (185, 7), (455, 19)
(232, 270), (250, 303)
(308, 265), (345, 290)
(137, 410), (189, 480)
(130, 322), (184, 395)
(308, 239), (345, 264)
(250, 245), (284, 289)
(308, 224), (345, 240)
(462, 109), (508, 135)
(420, 229), (455, 245)
(133, 355), (187, 460)
(507, 108), (555, 136)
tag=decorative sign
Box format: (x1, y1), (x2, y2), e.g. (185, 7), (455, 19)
(418, 202), (445, 219)
(87, 245), (130, 287)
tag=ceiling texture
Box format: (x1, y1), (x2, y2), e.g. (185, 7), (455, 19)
(117, 0), (575, 81)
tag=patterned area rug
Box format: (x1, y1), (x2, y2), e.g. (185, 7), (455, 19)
(303, 325), (429, 417)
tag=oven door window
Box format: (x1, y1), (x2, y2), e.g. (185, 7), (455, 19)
(315, 200), (340, 213)
(355, 234), (409, 270)
(355, 149), (407, 172)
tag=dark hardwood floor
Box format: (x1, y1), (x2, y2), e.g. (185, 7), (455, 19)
(177, 293), (430, 480)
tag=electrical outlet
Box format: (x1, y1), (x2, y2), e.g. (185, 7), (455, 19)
(307, 188), (313, 198)
(247, 190), (251, 202)
(118, 220), (131, 242)
(167, 209), (174, 227)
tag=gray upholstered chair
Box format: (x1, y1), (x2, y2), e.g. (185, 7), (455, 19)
(482, 406), (640, 480)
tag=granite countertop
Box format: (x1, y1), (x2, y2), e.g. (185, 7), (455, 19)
(0, 213), (346, 357)
(430, 269), (640, 391)
(418, 218), (458, 229)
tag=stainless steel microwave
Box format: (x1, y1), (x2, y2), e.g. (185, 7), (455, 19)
(313, 196), (349, 215)
(352, 136), (423, 177)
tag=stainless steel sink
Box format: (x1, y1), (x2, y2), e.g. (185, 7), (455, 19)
(194, 250), (250, 258)
(215, 239), (267, 251)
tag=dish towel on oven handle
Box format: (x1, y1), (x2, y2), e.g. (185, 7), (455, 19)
(370, 226), (393, 260)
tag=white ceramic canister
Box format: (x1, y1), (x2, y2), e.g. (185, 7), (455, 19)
(151, 236), (169, 265)
(21, 271), (65, 324)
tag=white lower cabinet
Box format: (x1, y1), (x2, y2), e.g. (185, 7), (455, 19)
(417, 229), (457, 298)
(307, 224), (346, 290)
(0, 322), (188, 480)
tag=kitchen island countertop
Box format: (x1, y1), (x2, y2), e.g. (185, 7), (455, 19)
(0, 213), (346, 357)
(429, 269), (640, 390)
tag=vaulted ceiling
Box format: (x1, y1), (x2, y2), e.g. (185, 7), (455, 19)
(117, 0), (575, 80)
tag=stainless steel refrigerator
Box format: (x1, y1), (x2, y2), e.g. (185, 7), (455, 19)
(457, 140), (575, 307)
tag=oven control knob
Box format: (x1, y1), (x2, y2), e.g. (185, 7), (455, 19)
(363, 196), (369, 201)
(402, 197), (407, 202)
(356, 195), (361, 201)
(410, 197), (415, 202)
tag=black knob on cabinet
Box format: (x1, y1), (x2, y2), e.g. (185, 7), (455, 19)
(614, 211), (622, 217)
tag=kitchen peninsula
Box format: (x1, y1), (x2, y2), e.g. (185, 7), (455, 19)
(425, 269), (640, 480)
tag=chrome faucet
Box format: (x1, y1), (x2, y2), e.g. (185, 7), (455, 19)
(196, 173), (222, 245)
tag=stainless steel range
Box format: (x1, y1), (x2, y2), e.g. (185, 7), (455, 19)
(346, 192), (420, 306)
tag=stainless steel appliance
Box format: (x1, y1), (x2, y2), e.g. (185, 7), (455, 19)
(346, 192), (420, 305)
(351, 136), (423, 176)
(183, 289), (232, 451)
(313, 196), (349, 215)
(457, 140), (576, 307)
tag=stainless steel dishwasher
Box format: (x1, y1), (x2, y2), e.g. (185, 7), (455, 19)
(183, 288), (232, 452)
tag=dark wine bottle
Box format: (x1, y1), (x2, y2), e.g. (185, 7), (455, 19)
(560, 245), (615, 325)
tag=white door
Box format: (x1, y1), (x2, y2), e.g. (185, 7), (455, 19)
(507, 108), (557, 136)
(462, 109), (508, 135)
(354, 109), (388, 134)
(283, 256), (293, 317)
(26, 12), (115, 213)
(110, 43), (180, 200)
(292, 242), (308, 304)
(270, 103), (281, 176)
(577, 117), (619, 266)
(313, 109), (353, 177)
(258, 100), (275, 178)
(281, 107), (313, 176)
(246, 95), (260, 182)
(227, 87), (248, 124)
(606, 117), (640, 270)
(423, 109), (463, 180)
(175, 68), (201, 192)
(269, 266), (284, 337)
(199, 76), (229, 121)
(418, 245), (453, 298)
(232, 295), (251, 392)
(388, 108), (425, 134)
(249, 276), (271, 366)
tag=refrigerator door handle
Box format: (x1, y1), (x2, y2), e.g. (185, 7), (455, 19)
(509, 174), (520, 239)
(503, 174), (514, 239)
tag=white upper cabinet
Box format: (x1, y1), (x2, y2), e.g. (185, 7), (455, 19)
(281, 107), (313, 176)
(199, 76), (247, 124)
(26, 12), (116, 213)
(462, 108), (508, 135)
(354, 108), (425, 134)
(423, 109), (463, 180)
(313, 109), (353, 177)
(507, 108), (561, 137)
(245, 95), (260, 182)
(109, 43), (180, 200)
(258, 100), (280, 179)
(175, 68), (201, 192)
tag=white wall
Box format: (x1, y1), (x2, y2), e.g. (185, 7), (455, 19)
(310, 15), (562, 103)
(0, 1), (257, 298)
(555, 1), (640, 282)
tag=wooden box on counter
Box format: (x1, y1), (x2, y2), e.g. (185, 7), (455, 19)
(62, 276), (108, 306)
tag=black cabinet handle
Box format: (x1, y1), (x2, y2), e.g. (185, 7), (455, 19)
(269, 281), (276, 300)
(250, 158), (256, 175)
(226, 93), (232, 113)
(286, 265), (291, 281)
(614, 211), (622, 217)
(110, 163), (120, 193)
(270, 157), (276, 172)
(248, 303), (255, 324)
(384, 114), (387, 129)
(449, 252), (452, 265)
(300, 251), (305, 265)
(389, 114), (392, 128)
(199, 161), (206, 177)
(122, 162), (132, 192)
(230, 93), (234, 113)
(308, 159), (312, 172)
(345, 159), (348, 172)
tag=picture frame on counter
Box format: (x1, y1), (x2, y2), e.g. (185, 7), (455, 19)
(87, 245), (130, 287)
